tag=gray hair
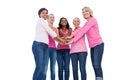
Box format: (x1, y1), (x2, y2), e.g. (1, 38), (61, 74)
(73, 17), (80, 22)
(82, 6), (93, 17)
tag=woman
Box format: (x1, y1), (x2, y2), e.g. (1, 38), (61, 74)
(43, 14), (58, 80)
(32, 8), (64, 80)
(57, 17), (72, 80)
(67, 7), (104, 80)
(70, 17), (87, 80)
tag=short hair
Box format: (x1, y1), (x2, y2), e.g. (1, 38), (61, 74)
(73, 17), (80, 22)
(48, 14), (54, 19)
(38, 8), (48, 17)
(47, 14), (54, 22)
(82, 6), (93, 17)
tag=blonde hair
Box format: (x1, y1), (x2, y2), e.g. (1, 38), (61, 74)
(48, 14), (54, 18)
(47, 14), (54, 22)
(82, 6), (93, 17)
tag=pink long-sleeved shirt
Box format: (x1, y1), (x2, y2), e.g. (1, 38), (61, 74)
(73, 17), (103, 48)
(70, 27), (87, 54)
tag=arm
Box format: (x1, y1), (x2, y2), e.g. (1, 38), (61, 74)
(40, 20), (65, 43)
(54, 36), (66, 44)
(67, 28), (72, 36)
(42, 20), (57, 38)
(55, 28), (67, 45)
(73, 18), (97, 42)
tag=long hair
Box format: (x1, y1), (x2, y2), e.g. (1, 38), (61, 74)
(58, 17), (70, 29)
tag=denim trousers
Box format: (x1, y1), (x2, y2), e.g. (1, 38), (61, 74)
(90, 43), (104, 79)
(43, 48), (57, 80)
(71, 52), (87, 80)
(57, 49), (70, 80)
(32, 41), (48, 80)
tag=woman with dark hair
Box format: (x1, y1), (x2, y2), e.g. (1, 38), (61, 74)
(56, 17), (72, 80)
(32, 8), (65, 80)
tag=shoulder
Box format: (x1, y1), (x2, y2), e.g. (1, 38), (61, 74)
(69, 28), (72, 31)
(69, 27), (72, 30)
(69, 28), (72, 32)
(53, 27), (58, 32)
(53, 27), (57, 30)
(37, 18), (44, 24)
(87, 17), (98, 25)
(38, 18), (43, 22)
(90, 17), (97, 22)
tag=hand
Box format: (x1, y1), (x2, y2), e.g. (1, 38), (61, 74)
(60, 38), (66, 44)
(65, 38), (73, 45)
(55, 36), (65, 44)
(61, 37), (65, 39)
(64, 35), (73, 40)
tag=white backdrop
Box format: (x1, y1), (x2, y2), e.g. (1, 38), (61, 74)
(0, 0), (120, 80)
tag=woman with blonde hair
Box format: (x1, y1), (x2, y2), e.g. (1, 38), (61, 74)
(43, 14), (58, 80)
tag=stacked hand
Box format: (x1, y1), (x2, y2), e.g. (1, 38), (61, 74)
(60, 36), (73, 45)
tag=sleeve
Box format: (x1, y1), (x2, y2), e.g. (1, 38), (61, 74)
(42, 20), (57, 38)
(73, 18), (97, 42)
(72, 28), (80, 36)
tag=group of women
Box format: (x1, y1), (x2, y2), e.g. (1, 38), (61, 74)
(32, 6), (104, 80)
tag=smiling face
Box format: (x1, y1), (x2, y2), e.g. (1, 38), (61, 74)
(58, 17), (70, 29)
(48, 14), (55, 24)
(82, 7), (93, 20)
(60, 18), (67, 26)
(40, 10), (48, 20)
(73, 17), (80, 28)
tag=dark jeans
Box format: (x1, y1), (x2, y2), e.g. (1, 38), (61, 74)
(32, 41), (48, 80)
(43, 48), (57, 80)
(90, 43), (104, 79)
(71, 52), (87, 80)
(57, 49), (70, 80)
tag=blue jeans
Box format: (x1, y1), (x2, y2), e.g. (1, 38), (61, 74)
(71, 52), (87, 80)
(43, 48), (57, 80)
(57, 49), (70, 80)
(90, 43), (104, 79)
(32, 41), (48, 80)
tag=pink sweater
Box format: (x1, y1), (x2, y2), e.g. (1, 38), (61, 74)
(57, 29), (70, 50)
(73, 17), (103, 48)
(48, 28), (57, 48)
(70, 27), (87, 54)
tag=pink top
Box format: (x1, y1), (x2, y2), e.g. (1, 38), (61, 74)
(57, 29), (70, 50)
(70, 27), (87, 54)
(73, 17), (103, 48)
(48, 27), (57, 48)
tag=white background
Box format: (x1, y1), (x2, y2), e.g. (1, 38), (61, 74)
(0, 0), (120, 80)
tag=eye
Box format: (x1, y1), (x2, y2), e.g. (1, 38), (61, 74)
(82, 11), (85, 14)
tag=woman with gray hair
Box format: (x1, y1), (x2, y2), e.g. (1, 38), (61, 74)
(66, 6), (104, 80)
